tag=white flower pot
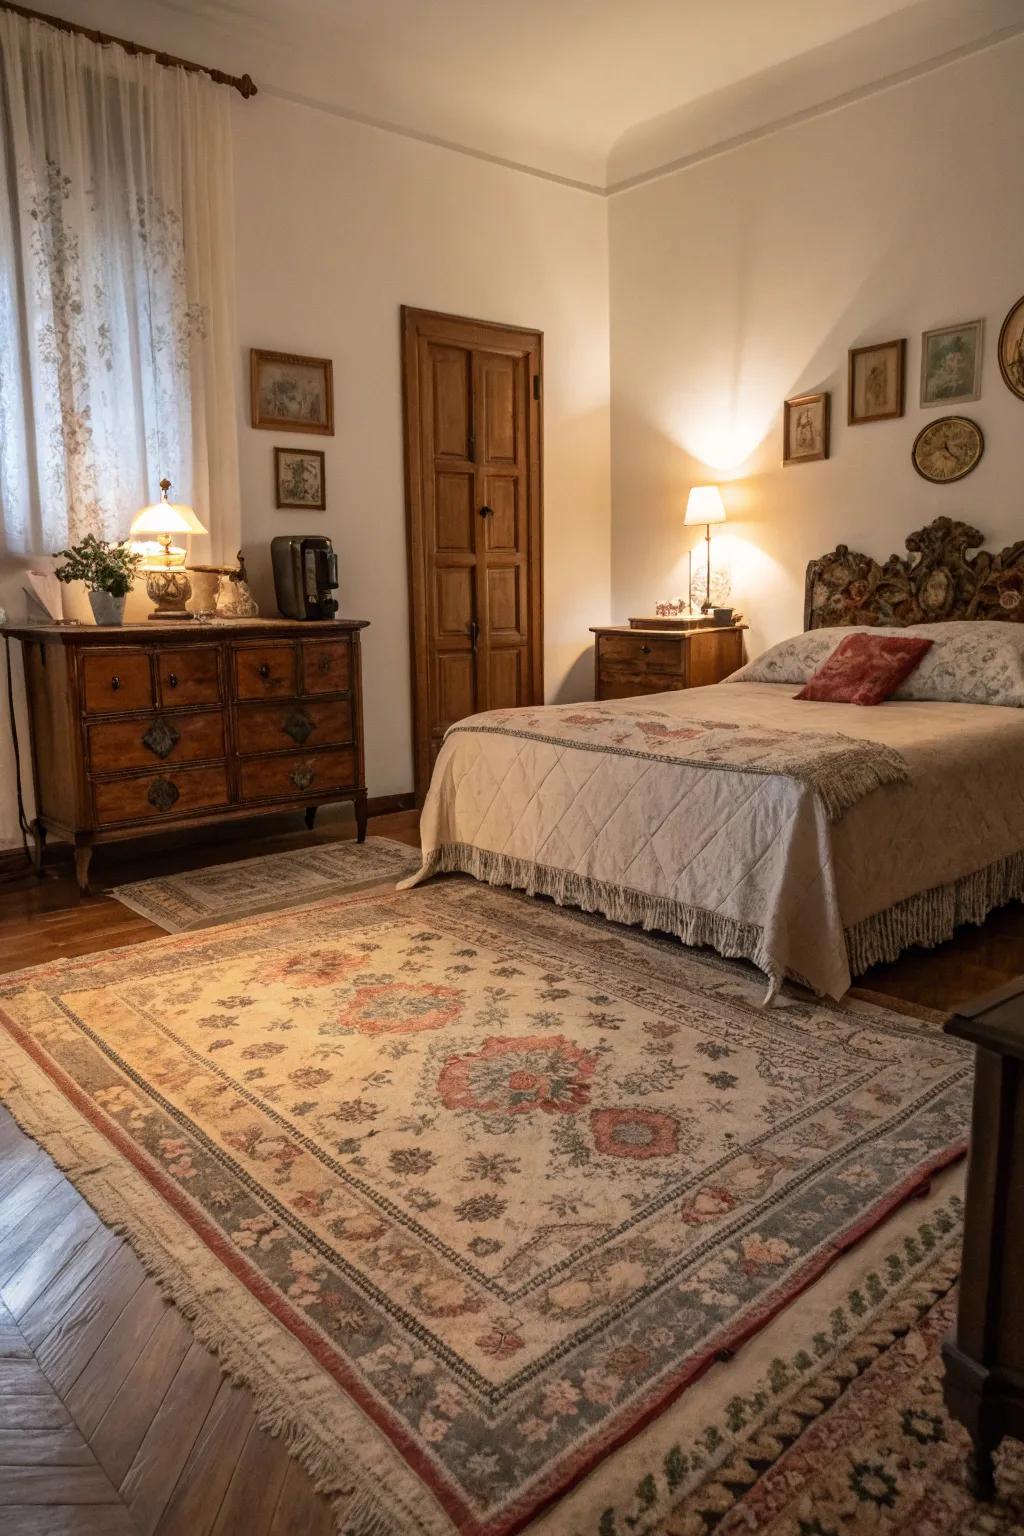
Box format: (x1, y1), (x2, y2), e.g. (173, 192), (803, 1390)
(88, 589), (127, 626)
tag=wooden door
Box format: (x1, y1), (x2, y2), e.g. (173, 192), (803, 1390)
(402, 307), (543, 801)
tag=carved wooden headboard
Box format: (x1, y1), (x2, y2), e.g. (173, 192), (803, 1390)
(804, 517), (1024, 630)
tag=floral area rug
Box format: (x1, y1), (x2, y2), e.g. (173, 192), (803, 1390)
(111, 835), (420, 930)
(0, 880), (972, 1535)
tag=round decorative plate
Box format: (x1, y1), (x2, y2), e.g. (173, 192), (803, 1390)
(998, 292), (1024, 400)
(911, 415), (984, 483)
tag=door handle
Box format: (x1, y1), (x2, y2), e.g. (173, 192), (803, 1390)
(468, 619), (479, 654)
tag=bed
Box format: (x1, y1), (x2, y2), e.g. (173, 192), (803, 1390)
(402, 518), (1024, 1000)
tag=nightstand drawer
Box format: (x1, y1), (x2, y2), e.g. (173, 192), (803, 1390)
(239, 748), (357, 803)
(82, 651), (152, 715)
(88, 711), (225, 772)
(597, 633), (685, 676)
(599, 673), (685, 701)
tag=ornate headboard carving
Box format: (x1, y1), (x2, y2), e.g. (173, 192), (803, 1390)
(804, 517), (1024, 630)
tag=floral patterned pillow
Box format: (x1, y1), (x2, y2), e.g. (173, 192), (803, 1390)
(728, 621), (1024, 707)
(796, 633), (933, 706)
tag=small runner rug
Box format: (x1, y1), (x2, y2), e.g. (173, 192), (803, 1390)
(110, 835), (421, 931)
(0, 881), (972, 1536)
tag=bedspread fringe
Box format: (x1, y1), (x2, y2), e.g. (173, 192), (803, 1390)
(409, 843), (785, 1001)
(846, 848), (1024, 976)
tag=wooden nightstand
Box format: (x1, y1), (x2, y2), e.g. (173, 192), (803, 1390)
(590, 624), (746, 701)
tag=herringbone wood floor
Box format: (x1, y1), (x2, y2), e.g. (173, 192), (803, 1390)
(0, 806), (1021, 1531)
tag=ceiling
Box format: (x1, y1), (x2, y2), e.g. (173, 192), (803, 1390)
(67, 0), (1024, 189)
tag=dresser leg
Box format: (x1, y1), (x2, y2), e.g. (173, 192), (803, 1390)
(74, 843), (93, 896)
(304, 806), (318, 831)
(30, 820), (47, 876)
(354, 790), (368, 844)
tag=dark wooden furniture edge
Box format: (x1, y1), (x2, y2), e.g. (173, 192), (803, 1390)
(943, 979), (1024, 1499)
(1, 619), (370, 643)
(803, 517), (1024, 630)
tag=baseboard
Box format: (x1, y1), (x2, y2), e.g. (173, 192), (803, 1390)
(366, 792), (416, 816)
(0, 845), (32, 878)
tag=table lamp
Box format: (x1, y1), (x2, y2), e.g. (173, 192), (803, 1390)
(684, 485), (726, 614)
(130, 479), (207, 620)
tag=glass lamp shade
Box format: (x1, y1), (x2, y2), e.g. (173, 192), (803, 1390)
(683, 485), (726, 526)
(130, 479), (207, 569)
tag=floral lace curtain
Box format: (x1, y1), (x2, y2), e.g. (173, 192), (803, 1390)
(0, 11), (240, 560)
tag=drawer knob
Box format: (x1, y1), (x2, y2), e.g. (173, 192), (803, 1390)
(110, 675), (120, 691)
(258, 663), (271, 680)
(291, 766), (315, 791)
(283, 709), (314, 746)
(639, 644), (652, 655)
(147, 776), (180, 812)
(318, 657), (332, 673)
(167, 672), (178, 689)
(142, 718), (181, 760)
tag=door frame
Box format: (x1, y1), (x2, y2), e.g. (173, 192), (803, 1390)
(401, 305), (544, 803)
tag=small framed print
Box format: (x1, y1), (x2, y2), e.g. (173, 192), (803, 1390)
(920, 320), (983, 407)
(783, 391), (830, 465)
(998, 293), (1024, 400)
(848, 338), (905, 424)
(274, 447), (326, 510)
(251, 349), (334, 435)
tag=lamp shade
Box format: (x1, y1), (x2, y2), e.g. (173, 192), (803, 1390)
(130, 479), (207, 538)
(683, 485), (726, 526)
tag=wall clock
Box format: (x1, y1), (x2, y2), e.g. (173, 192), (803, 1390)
(998, 293), (1024, 400)
(911, 415), (984, 483)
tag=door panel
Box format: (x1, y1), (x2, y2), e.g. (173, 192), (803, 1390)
(484, 476), (519, 553)
(404, 308), (543, 802)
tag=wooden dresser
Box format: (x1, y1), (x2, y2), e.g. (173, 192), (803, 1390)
(3, 618), (369, 892)
(590, 625), (746, 701)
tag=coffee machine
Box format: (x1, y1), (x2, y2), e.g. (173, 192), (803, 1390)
(271, 535), (339, 620)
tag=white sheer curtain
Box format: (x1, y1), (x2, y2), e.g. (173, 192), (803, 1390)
(0, 10), (240, 562)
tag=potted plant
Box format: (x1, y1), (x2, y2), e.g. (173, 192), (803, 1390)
(53, 534), (142, 626)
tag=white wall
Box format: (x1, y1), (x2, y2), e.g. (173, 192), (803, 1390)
(609, 37), (1024, 663)
(0, 23), (610, 847)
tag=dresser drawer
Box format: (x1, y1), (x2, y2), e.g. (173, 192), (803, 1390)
(239, 748), (357, 804)
(235, 699), (354, 756)
(599, 674), (686, 701)
(82, 651), (153, 715)
(234, 642), (298, 699)
(598, 634), (685, 676)
(300, 639), (351, 695)
(157, 647), (221, 707)
(87, 711), (226, 773)
(92, 764), (230, 826)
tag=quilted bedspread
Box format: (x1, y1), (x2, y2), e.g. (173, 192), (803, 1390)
(403, 682), (1024, 1000)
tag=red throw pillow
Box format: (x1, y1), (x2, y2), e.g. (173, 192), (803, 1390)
(796, 632), (933, 706)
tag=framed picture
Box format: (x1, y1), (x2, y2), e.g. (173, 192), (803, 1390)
(911, 415), (984, 484)
(274, 447), (326, 510)
(920, 320), (983, 407)
(848, 338), (905, 424)
(251, 349), (334, 434)
(998, 293), (1024, 401)
(783, 391), (830, 465)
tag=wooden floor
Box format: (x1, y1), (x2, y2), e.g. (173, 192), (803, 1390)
(0, 805), (1020, 1532)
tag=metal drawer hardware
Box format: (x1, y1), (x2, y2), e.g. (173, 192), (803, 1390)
(290, 766), (315, 791)
(639, 644), (652, 655)
(110, 675), (120, 691)
(147, 776), (180, 811)
(257, 662), (271, 679)
(317, 657), (332, 673)
(283, 708), (314, 746)
(167, 672), (179, 688)
(142, 717), (181, 760)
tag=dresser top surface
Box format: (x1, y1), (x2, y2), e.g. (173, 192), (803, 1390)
(2, 617), (370, 643)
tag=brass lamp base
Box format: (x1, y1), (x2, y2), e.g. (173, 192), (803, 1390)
(145, 567), (194, 620)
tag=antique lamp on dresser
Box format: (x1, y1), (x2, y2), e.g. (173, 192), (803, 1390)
(2, 615), (370, 893)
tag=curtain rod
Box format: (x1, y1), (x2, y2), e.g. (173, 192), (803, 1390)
(1, 2), (258, 98)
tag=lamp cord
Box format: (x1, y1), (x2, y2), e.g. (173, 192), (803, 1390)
(2, 632), (32, 876)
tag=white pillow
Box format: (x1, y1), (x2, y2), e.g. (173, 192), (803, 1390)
(727, 621), (1024, 707)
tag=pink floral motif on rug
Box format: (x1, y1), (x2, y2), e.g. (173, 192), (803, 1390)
(0, 883), (971, 1535)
